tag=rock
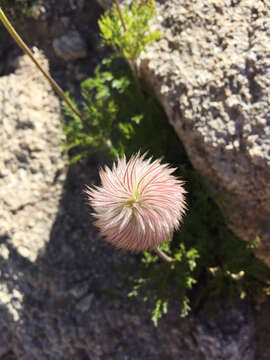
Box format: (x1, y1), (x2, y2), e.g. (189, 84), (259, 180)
(0, 52), (67, 264)
(60, 16), (71, 28)
(131, 0), (270, 265)
(0, 52), (67, 357)
(96, 0), (131, 10)
(77, 0), (85, 9)
(195, 305), (255, 360)
(52, 30), (88, 61)
(96, 0), (114, 9)
(75, 294), (94, 312)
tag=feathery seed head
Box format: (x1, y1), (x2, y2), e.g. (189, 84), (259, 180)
(85, 152), (187, 252)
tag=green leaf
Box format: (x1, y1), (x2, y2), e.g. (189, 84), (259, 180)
(131, 114), (143, 124)
(181, 296), (191, 318)
(119, 122), (135, 139)
(98, 0), (161, 62)
(151, 299), (168, 326)
(96, 87), (110, 100)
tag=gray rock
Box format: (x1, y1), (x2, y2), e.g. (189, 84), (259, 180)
(75, 294), (94, 312)
(69, 0), (85, 10)
(96, 0), (114, 9)
(0, 52), (67, 358)
(96, 0), (131, 10)
(195, 305), (255, 360)
(134, 0), (270, 265)
(53, 30), (88, 61)
(0, 52), (67, 264)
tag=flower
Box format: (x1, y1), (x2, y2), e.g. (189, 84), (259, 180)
(85, 152), (186, 252)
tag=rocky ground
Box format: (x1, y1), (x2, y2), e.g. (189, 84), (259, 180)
(0, 0), (270, 359)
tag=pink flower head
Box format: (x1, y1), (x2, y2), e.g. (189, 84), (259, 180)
(85, 152), (187, 252)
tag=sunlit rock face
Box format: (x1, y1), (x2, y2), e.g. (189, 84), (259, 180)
(131, 0), (270, 266)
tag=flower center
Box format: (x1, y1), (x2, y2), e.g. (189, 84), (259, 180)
(124, 188), (142, 209)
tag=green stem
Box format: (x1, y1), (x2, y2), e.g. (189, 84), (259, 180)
(0, 7), (82, 120)
(132, 61), (140, 88)
(155, 247), (174, 263)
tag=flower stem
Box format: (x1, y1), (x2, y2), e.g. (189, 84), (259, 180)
(115, 0), (127, 32)
(155, 247), (174, 263)
(0, 7), (82, 121)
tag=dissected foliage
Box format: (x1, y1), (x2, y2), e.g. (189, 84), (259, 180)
(63, 57), (156, 163)
(99, 0), (161, 62)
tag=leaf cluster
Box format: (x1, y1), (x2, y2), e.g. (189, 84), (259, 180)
(129, 241), (199, 326)
(62, 59), (126, 163)
(98, 0), (162, 62)
(62, 58), (167, 163)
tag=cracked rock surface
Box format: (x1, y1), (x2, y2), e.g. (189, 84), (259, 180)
(135, 0), (270, 265)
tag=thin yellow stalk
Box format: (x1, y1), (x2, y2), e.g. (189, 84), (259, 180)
(0, 7), (82, 120)
(115, 0), (127, 32)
